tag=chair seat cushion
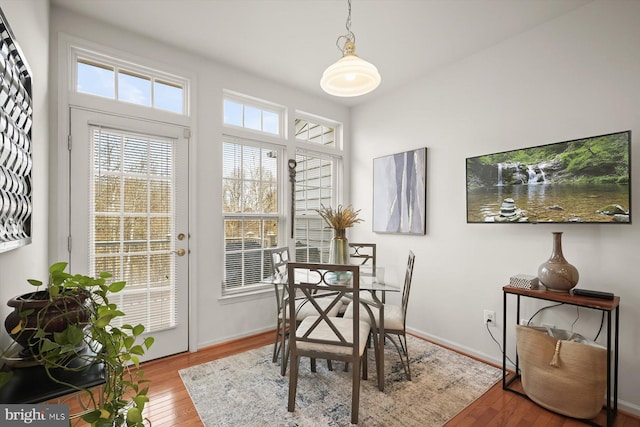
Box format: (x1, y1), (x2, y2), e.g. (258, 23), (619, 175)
(295, 316), (371, 357)
(343, 301), (404, 331)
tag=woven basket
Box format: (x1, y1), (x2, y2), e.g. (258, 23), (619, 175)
(515, 325), (607, 419)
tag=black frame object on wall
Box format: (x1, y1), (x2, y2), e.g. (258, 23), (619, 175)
(0, 8), (33, 253)
(373, 147), (427, 235)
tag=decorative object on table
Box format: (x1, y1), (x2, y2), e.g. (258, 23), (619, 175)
(0, 8), (34, 253)
(516, 325), (607, 420)
(509, 274), (539, 290)
(316, 203), (363, 264)
(1, 262), (154, 427)
(537, 231), (579, 292)
(373, 147), (427, 235)
(320, 0), (381, 97)
(179, 334), (502, 427)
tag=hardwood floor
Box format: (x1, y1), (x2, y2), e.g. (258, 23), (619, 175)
(128, 331), (639, 426)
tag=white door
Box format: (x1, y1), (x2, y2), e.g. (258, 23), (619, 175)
(69, 108), (189, 360)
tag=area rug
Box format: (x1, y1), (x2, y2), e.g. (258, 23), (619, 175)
(179, 335), (502, 426)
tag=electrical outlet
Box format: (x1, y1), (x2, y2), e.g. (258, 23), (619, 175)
(483, 309), (496, 325)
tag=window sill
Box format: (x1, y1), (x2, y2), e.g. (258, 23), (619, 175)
(218, 285), (274, 304)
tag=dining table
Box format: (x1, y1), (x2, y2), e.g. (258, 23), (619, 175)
(270, 265), (400, 392)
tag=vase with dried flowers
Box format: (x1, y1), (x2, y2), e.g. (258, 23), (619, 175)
(316, 204), (363, 264)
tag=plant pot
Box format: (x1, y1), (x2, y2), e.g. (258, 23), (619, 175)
(4, 290), (90, 357)
(537, 232), (579, 292)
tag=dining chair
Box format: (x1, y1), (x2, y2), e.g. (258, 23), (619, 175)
(348, 243), (376, 272)
(344, 250), (416, 381)
(269, 247), (290, 364)
(339, 243), (378, 316)
(287, 262), (372, 425)
(268, 247), (343, 375)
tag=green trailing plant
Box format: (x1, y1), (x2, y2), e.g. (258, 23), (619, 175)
(1, 262), (154, 427)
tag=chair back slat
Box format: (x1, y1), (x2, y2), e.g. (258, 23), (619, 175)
(267, 247), (290, 314)
(401, 251), (416, 322)
(287, 262), (360, 356)
(348, 243), (376, 272)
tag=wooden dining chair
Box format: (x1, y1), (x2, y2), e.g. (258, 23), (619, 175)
(287, 262), (371, 425)
(344, 250), (416, 381)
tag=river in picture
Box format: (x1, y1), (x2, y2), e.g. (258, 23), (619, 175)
(467, 183), (630, 223)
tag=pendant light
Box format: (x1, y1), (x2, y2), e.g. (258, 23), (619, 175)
(320, 0), (381, 97)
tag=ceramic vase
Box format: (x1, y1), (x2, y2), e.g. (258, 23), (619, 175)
(537, 231), (579, 292)
(329, 228), (349, 264)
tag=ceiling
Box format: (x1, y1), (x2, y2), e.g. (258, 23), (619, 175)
(51, 0), (592, 106)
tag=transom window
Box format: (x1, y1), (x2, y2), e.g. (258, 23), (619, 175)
(223, 95), (282, 136)
(74, 51), (187, 115)
(295, 116), (337, 148)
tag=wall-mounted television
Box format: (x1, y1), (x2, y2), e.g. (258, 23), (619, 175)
(466, 131), (631, 224)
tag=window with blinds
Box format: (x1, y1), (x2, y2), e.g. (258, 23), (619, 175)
(89, 126), (177, 332)
(294, 151), (335, 263)
(293, 115), (339, 262)
(222, 138), (282, 294)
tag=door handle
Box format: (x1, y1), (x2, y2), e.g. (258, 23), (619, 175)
(172, 248), (186, 256)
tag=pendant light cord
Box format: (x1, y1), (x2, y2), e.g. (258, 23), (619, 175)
(336, 0), (356, 53)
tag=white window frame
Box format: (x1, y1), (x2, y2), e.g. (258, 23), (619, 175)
(71, 46), (190, 116)
(223, 90), (285, 138)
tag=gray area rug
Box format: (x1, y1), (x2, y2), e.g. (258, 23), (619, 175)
(179, 335), (502, 426)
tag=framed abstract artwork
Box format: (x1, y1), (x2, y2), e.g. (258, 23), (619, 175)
(373, 147), (427, 234)
(0, 8), (33, 253)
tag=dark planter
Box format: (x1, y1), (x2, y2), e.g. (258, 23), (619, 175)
(4, 290), (90, 356)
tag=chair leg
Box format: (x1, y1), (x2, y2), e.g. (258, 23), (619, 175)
(362, 347), (368, 380)
(327, 360), (333, 371)
(386, 332), (411, 380)
(272, 319), (282, 363)
(400, 333), (411, 380)
(310, 357), (317, 373)
(287, 354), (299, 413)
(351, 355), (360, 425)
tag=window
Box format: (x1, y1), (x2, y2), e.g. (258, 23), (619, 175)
(223, 97), (282, 136)
(89, 126), (177, 332)
(75, 54), (187, 115)
(294, 151), (336, 263)
(222, 138), (282, 294)
(295, 117), (336, 148)
(293, 115), (339, 262)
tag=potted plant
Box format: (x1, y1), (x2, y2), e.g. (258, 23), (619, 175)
(1, 262), (154, 426)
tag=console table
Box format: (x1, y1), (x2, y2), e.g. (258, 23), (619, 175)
(502, 286), (619, 426)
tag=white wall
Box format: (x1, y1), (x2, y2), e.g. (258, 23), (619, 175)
(48, 7), (350, 350)
(350, 0), (640, 415)
(0, 0), (49, 347)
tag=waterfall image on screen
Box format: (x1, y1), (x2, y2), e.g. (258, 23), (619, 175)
(373, 148), (427, 234)
(466, 131), (631, 224)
